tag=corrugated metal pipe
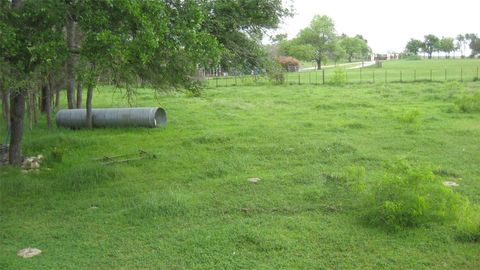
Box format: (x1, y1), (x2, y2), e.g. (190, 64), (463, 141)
(56, 107), (166, 128)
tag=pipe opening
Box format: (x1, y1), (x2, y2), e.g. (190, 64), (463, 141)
(154, 108), (167, 127)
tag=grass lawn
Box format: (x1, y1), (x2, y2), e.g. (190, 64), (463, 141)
(1, 81), (480, 269)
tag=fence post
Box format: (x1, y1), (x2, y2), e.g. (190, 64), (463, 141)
(315, 71), (318, 85)
(385, 70), (387, 83)
(322, 69), (325, 84)
(345, 70), (348, 83)
(360, 68), (362, 83)
(445, 69), (447, 81)
(430, 69), (432, 82)
(400, 71), (402, 82)
(414, 70), (416, 82)
(235, 75), (237, 85)
(461, 67), (463, 82)
(477, 66), (479, 79)
(225, 76), (228, 87)
(298, 72), (300, 85)
(215, 76), (218, 87)
(372, 71), (375, 83)
(309, 72), (311, 84)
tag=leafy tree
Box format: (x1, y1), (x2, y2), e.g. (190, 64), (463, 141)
(405, 38), (423, 56)
(0, 0), (65, 164)
(340, 35), (370, 62)
(355, 35), (372, 63)
(423, 34), (440, 59)
(456, 34), (466, 58)
(466, 33), (480, 57)
(440, 37), (455, 58)
(329, 41), (346, 65)
(296, 15), (337, 70)
(280, 39), (315, 62)
(198, 0), (291, 72)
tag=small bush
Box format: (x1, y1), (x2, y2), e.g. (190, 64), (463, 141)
(455, 91), (480, 113)
(397, 109), (421, 124)
(329, 68), (347, 85)
(363, 161), (465, 230)
(277, 56), (299, 72)
(265, 60), (285, 84)
(456, 204), (480, 242)
(50, 147), (64, 163)
(185, 79), (203, 97)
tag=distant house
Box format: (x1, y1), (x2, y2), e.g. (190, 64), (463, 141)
(374, 53), (400, 61)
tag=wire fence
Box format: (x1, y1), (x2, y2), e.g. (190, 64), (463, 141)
(204, 66), (480, 87)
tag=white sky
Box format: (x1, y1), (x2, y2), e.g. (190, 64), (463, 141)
(271, 0), (480, 53)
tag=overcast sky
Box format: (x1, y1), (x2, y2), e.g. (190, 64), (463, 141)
(271, 0), (480, 53)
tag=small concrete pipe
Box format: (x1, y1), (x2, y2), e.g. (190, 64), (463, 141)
(56, 107), (166, 128)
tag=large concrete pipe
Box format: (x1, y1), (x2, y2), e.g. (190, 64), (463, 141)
(56, 107), (166, 128)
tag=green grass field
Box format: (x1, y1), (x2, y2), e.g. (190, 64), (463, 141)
(1, 80), (480, 269)
(207, 59), (480, 87)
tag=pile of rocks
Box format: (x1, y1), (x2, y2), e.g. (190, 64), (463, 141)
(22, 155), (44, 171)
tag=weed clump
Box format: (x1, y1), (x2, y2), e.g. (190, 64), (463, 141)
(329, 68), (347, 85)
(362, 161), (465, 230)
(397, 109), (421, 124)
(456, 204), (480, 242)
(455, 91), (480, 113)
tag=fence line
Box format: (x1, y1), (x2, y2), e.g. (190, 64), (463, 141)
(205, 66), (480, 88)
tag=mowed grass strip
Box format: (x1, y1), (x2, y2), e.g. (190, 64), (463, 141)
(1, 81), (480, 269)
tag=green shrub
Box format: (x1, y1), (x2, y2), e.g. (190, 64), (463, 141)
(455, 204), (480, 242)
(455, 91), (480, 113)
(50, 147), (64, 163)
(266, 60), (285, 85)
(363, 161), (465, 230)
(397, 109), (421, 124)
(329, 68), (346, 85)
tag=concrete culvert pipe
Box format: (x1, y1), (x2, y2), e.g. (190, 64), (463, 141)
(56, 107), (166, 129)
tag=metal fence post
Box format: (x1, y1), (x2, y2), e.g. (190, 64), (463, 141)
(445, 69), (447, 81)
(215, 76), (218, 87)
(430, 69), (432, 82)
(322, 69), (325, 84)
(298, 72), (300, 85)
(414, 70), (416, 82)
(400, 71), (402, 82)
(309, 72), (311, 84)
(315, 71), (318, 85)
(461, 67), (463, 82)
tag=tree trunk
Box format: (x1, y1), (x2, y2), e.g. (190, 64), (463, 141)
(44, 84), (52, 128)
(27, 91), (33, 130)
(86, 85), (94, 128)
(316, 59), (322, 70)
(1, 83), (10, 132)
(76, 81), (83, 109)
(9, 90), (25, 165)
(65, 13), (76, 109)
(32, 91), (38, 126)
(55, 86), (60, 109)
(40, 86), (47, 113)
